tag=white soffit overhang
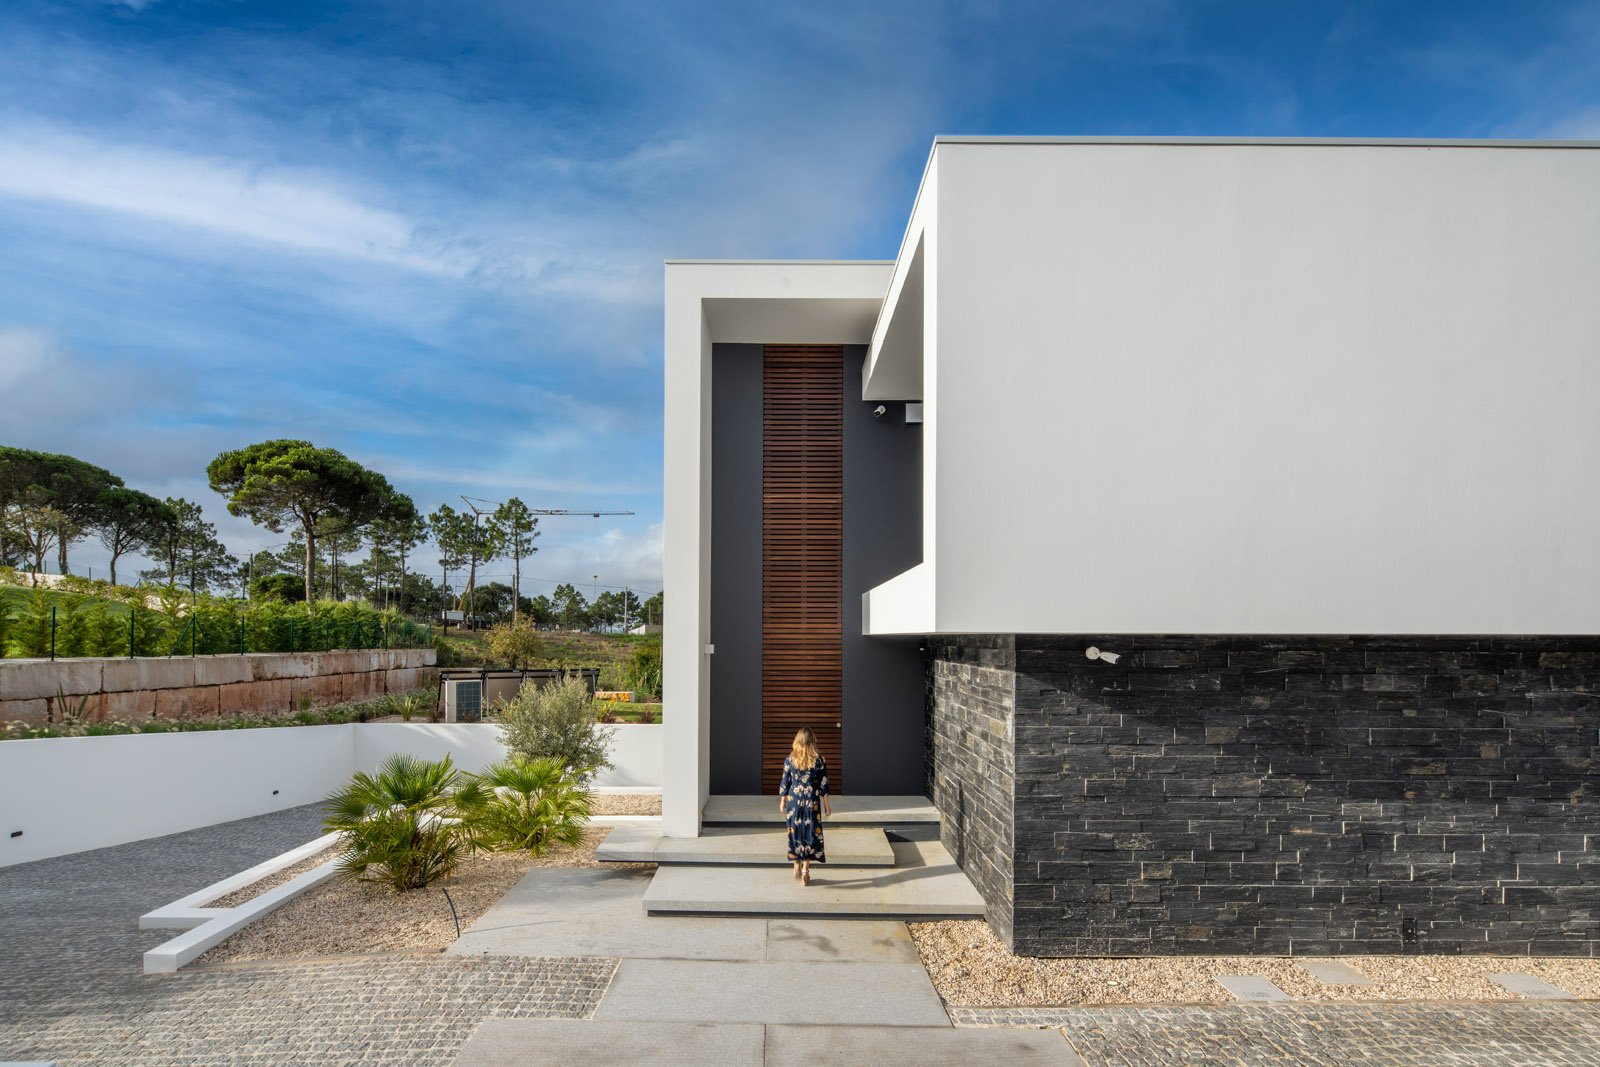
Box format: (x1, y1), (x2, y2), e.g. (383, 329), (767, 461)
(669, 260), (892, 345)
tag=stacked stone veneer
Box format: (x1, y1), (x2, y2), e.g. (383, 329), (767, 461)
(0, 649), (436, 724)
(928, 636), (1017, 942)
(930, 635), (1600, 957)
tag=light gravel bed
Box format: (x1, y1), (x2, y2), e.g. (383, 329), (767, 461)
(911, 920), (1600, 1006)
(207, 852), (333, 908)
(591, 793), (661, 815)
(198, 826), (649, 966)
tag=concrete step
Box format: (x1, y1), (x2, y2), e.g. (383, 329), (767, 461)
(704, 794), (940, 826)
(642, 837), (985, 919)
(455, 1019), (1084, 1066)
(598, 824), (896, 866)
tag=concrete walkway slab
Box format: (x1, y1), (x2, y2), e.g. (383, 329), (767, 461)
(453, 1021), (1083, 1066)
(643, 838), (985, 918)
(1216, 975), (1291, 1002)
(454, 1019), (765, 1067)
(764, 919), (920, 964)
(1490, 973), (1575, 999)
(593, 959), (951, 1027)
(598, 824), (895, 866)
(705, 795), (939, 825)
(767, 1024), (1084, 1066)
(449, 867), (768, 961)
(1299, 960), (1372, 986)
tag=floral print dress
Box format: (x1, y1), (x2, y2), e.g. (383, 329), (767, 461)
(779, 755), (828, 862)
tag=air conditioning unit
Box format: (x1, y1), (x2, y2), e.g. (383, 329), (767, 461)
(443, 678), (483, 723)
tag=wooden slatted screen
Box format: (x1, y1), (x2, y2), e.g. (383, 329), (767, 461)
(761, 345), (843, 794)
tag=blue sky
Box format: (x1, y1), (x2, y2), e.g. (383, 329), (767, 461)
(2, 0), (1598, 592)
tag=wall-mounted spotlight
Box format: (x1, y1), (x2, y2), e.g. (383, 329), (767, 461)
(1085, 646), (1121, 665)
(872, 404), (888, 418)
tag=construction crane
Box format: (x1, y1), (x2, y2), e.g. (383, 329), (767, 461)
(454, 497), (636, 623)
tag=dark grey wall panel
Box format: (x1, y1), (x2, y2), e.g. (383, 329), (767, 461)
(841, 346), (927, 794)
(708, 344), (763, 794)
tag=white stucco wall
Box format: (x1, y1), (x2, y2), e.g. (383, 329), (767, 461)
(1, 724), (663, 867)
(0, 725), (354, 867)
(883, 139), (1600, 635)
(352, 722), (663, 788)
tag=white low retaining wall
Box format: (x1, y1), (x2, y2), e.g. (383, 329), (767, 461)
(353, 722), (662, 789)
(1, 722), (662, 867)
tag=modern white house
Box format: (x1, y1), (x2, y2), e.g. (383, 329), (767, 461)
(663, 137), (1600, 956)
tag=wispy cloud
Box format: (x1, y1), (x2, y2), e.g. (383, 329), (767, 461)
(5, 0), (1599, 589)
(0, 125), (458, 275)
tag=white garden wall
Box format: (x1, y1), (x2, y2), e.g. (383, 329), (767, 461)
(352, 722), (663, 788)
(0, 725), (354, 867)
(0, 723), (662, 868)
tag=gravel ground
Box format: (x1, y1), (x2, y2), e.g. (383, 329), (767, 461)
(911, 919), (1600, 1006)
(207, 851), (334, 908)
(198, 826), (648, 965)
(592, 792), (661, 815)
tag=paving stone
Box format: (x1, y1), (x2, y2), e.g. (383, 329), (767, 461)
(1298, 960), (1373, 986)
(450, 866), (768, 961)
(643, 838), (985, 918)
(454, 1019), (764, 1067)
(950, 1003), (1600, 1066)
(0, 805), (611, 1066)
(765, 1024), (1084, 1066)
(596, 823), (895, 865)
(1215, 975), (1291, 1002)
(1489, 972), (1575, 999)
(764, 919), (920, 963)
(703, 795), (939, 825)
(592, 959), (951, 1026)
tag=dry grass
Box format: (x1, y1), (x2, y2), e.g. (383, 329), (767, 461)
(910, 919), (1600, 1006)
(198, 826), (648, 966)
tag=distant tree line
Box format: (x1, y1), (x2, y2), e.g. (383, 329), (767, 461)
(1, 440), (661, 630)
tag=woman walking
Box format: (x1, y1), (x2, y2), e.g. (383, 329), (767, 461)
(778, 727), (831, 885)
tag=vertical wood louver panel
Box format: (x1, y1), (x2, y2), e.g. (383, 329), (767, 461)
(761, 345), (843, 794)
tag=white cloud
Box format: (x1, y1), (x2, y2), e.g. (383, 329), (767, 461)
(1543, 105), (1600, 139)
(0, 325), (59, 390)
(0, 125), (461, 275)
(485, 522), (664, 594)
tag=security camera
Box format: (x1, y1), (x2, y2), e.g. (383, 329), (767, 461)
(872, 404), (887, 418)
(1085, 646), (1121, 665)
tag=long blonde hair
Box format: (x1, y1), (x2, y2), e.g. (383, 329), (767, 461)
(789, 727), (820, 768)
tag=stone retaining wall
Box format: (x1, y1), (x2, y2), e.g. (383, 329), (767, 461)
(0, 649), (437, 723)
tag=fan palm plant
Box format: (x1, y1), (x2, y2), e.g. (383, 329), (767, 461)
(454, 756), (592, 854)
(323, 753), (464, 890)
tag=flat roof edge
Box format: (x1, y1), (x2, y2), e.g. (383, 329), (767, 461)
(932, 135), (1600, 149)
(664, 259), (895, 266)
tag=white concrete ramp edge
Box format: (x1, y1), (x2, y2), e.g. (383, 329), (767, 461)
(140, 833), (340, 973)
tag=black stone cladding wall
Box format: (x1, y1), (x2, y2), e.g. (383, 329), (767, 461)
(928, 635), (1016, 943)
(930, 635), (1600, 957)
(1009, 635), (1600, 957)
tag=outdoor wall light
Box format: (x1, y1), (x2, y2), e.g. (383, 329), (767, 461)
(872, 404), (888, 418)
(1085, 646), (1121, 665)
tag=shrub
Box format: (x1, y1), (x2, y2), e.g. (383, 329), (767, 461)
(323, 753), (465, 891)
(496, 674), (614, 780)
(621, 642), (662, 699)
(455, 757), (591, 853)
(485, 622), (543, 670)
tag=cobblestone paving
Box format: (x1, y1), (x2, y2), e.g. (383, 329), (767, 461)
(0, 806), (614, 1065)
(951, 1003), (1600, 1065)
